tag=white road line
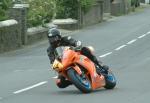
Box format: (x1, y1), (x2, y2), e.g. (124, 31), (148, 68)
(146, 31), (150, 34)
(14, 70), (24, 72)
(13, 81), (48, 94)
(99, 52), (112, 58)
(127, 39), (137, 45)
(115, 45), (127, 51)
(52, 76), (58, 79)
(138, 34), (146, 39)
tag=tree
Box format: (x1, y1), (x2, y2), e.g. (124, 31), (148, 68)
(0, 0), (12, 21)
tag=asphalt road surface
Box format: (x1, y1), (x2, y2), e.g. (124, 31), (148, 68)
(1, 7), (150, 103)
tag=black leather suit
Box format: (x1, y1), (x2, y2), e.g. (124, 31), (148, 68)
(47, 36), (101, 67)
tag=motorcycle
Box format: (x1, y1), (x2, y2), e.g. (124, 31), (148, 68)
(52, 46), (116, 93)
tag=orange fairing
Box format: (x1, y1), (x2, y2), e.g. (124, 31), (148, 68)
(73, 65), (82, 75)
(72, 53), (105, 89)
(74, 55), (105, 89)
(73, 54), (95, 75)
(61, 49), (77, 68)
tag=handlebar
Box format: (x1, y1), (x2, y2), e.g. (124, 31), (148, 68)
(69, 46), (81, 52)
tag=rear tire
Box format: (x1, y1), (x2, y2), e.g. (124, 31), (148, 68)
(104, 70), (116, 89)
(67, 68), (92, 93)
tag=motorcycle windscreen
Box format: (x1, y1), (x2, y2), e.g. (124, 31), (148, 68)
(55, 47), (64, 57)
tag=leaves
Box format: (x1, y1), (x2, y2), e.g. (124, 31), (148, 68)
(26, 0), (55, 27)
(26, 0), (94, 26)
(79, 0), (95, 13)
(0, 0), (12, 21)
(55, 0), (79, 19)
(0, 0), (95, 25)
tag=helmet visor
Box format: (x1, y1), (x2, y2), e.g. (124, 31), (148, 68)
(49, 36), (61, 44)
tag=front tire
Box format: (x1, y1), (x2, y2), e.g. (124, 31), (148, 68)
(67, 68), (92, 93)
(56, 75), (72, 88)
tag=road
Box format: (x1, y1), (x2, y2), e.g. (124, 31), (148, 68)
(1, 7), (150, 103)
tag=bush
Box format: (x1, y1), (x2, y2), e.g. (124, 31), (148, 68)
(26, 0), (95, 27)
(55, 0), (95, 19)
(55, 0), (79, 19)
(8, 0), (94, 27)
(131, 0), (140, 7)
(79, 0), (95, 13)
(26, 0), (56, 27)
(0, 0), (12, 21)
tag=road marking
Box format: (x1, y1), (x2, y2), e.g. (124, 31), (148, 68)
(146, 31), (150, 34)
(99, 52), (112, 58)
(115, 45), (127, 51)
(13, 81), (48, 94)
(14, 70), (24, 72)
(52, 76), (58, 79)
(127, 39), (137, 45)
(138, 34), (146, 39)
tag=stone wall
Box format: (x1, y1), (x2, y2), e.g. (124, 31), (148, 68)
(111, 0), (131, 16)
(27, 26), (48, 44)
(79, 0), (104, 27)
(0, 20), (22, 53)
(9, 4), (29, 45)
(141, 0), (150, 3)
(103, 0), (111, 13)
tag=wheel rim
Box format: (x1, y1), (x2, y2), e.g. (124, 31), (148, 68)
(107, 73), (116, 83)
(75, 73), (91, 88)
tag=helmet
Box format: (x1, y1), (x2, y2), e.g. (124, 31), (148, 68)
(87, 46), (95, 54)
(48, 28), (61, 38)
(48, 28), (61, 44)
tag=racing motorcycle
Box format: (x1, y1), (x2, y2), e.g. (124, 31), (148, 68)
(52, 46), (116, 93)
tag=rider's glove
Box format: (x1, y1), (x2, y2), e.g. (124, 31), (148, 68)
(76, 41), (82, 47)
(75, 41), (82, 50)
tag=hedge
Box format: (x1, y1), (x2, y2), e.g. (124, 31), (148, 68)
(0, 0), (95, 26)
(0, 0), (12, 21)
(55, 0), (95, 19)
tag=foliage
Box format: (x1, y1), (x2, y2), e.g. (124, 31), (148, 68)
(0, 0), (95, 26)
(79, 0), (95, 13)
(26, 0), (95, 26)
(55, 0), (79, 19)
(26, 0), (56, 27)
(55, 0), (95, 19)
(131, 0), (140, 7)
(0, 0), (12, 21)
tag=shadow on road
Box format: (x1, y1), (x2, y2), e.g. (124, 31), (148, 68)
(51, 89), (82, 95)
(50, 87), (119, 95)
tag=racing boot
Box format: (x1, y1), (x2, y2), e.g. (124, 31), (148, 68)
(56, 75), (72, 88)
(96, 65), (109, 77)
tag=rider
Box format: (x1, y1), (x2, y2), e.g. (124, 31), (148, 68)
(47, 27), (109, 88)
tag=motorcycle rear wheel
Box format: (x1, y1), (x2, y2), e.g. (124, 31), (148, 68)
(67, 68), (92, 93)
(104, 70), (116, 89)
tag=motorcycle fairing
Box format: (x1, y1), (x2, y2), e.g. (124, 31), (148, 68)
(74, 55), (105, 89)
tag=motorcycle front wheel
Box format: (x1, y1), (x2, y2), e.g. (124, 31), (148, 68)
(67, 68), (92, 93)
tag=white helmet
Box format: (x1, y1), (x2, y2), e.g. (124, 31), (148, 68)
(87, 46), (95, 53)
